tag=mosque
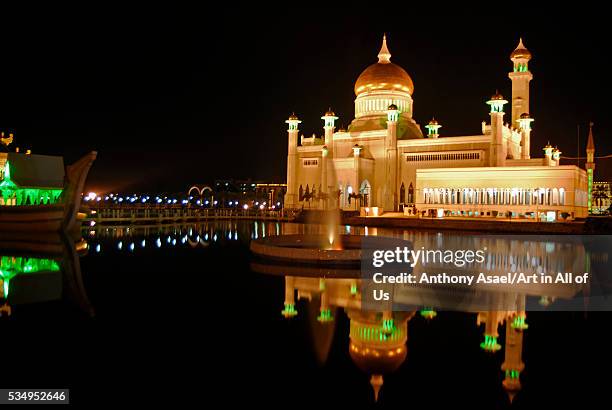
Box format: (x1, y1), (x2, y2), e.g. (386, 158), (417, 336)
(283, 36), (592, 221)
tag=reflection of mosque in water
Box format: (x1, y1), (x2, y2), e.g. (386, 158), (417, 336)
(252, 233), (590, 405)
(266, 273), (529, 403)
(0, 233), (93, 317)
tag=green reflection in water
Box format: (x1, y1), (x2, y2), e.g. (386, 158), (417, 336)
(0, 256), (61, 298)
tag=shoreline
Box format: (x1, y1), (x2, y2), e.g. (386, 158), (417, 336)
(319, 210), (610, 234)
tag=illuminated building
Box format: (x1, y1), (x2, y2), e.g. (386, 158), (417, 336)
(592, 181), (611, 214)
(187, 180), (286, 208)
(0, 152), (64, 206)
(284, 36), (588, 221)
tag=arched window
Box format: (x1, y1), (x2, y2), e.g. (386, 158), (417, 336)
(408, 183), (414, 204)
(560, 188), (565, 205)
(299, 185), (304, 201)
(400, 183), (406, 204)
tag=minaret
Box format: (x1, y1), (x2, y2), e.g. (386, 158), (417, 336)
(425, 118), (441, 138)
(322, 108), (338, 148)
(552, 147), (562, 166)
(284, 113), (301, 208)
(508, 38), (533, 127)
(586, 122), (596, 212)
(543, 142), (554, 166)
(487, 92), (508, 167)
(321, 109), (338, 205)
(385, 104), (399, 211)
(501, 316), (526, 403)
(518, 113), (534, 159)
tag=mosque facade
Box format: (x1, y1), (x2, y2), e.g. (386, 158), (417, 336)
(284, 36), (591, 221)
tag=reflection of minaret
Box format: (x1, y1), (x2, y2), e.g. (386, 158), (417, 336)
(281, 276), (298, 318)
(501, 314), (527, 403)
(347, 309), (415, 402)
(318, 278), (334, 323)
(477, 311), (506, 352)
(307, 296), (337, 366)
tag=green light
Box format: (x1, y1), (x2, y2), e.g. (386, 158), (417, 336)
(511, 315), (528, 330)
(350, 283), (358, 295)
(317, 308), (333, 323)
(0, 255), (60, 299)
(1, 162), (63, 205)
(505, 369), (520, 379)
(3, 161), (10, 179)
(480, 335), (501, 352)
(382, 318), (395, 333)
(588, 169), (594, 212)
(281, 303), (298, 318)
(420, 308), (437, 320)
(2, 278), (8, 299)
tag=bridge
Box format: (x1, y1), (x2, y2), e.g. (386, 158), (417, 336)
(84, 204), (297, 224)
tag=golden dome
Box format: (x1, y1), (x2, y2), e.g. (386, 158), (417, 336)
(510, 38), (532, 60)
(520, 112), (531, 119)
(354, 35), (414, 96)
(324, 108), (335, 116)
(428, 118), (439, 126)
(288, 113), (299, 121)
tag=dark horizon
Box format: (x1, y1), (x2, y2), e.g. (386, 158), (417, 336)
(1, 9), (610, 193)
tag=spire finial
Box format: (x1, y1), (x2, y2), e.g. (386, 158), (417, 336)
(587, 121), (595, 151)
(377, 34), (391, 63)
(370, 374), (383, 402)
(511, 37), (532, 61)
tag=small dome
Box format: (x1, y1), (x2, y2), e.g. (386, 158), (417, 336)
(510, 38), (532, 60)
(324, 108), (335, 116)
(491, 91), (505, 101)
(288, 113), (299, 120)
(354, 35), (414, 96)
(428, 118), (439, 125)
(388, 104), (398, 110)
(520, 112), (531, 119)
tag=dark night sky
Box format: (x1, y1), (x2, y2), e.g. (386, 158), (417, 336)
(1, 8), (610, 193)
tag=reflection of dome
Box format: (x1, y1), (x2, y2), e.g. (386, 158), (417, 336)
(350, 342), (407, 403)
(354, 35), (414, 96)
(349, 342), (407, 374)
(347, 310), (414, 402)
(388, 104), (398, 111)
